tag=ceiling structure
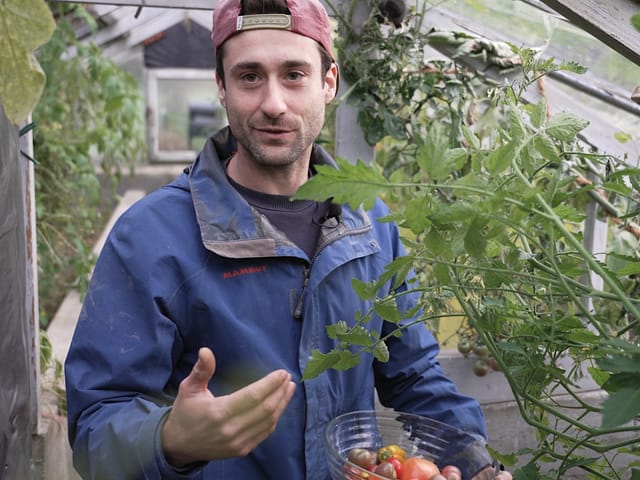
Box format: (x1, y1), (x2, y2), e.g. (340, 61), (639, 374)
(52, 0), (640, 67)
(539, 0), (640, 67)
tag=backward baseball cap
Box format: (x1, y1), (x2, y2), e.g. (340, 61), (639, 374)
(211, 0), (335, 61)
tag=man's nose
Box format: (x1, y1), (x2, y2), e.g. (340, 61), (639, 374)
(260, 80), (287, 118)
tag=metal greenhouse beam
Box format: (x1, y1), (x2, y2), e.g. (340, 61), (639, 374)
(539, 0), (640, 67)
(52, 0), (214, 9)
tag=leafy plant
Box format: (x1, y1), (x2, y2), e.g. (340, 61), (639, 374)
(0, 0), (55, 124)
(33, 4), (146, 327)
(298, 1), (640, 478)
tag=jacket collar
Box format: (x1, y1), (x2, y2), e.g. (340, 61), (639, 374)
(189, 127), (370, 259)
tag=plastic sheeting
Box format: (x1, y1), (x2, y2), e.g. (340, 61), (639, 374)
(0, 106), (34, 479)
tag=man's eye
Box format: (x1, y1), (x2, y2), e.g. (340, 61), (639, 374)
(287, 71), (304, 81)
(241, 73), (260, 83)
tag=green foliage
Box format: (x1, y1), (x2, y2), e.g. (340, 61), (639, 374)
(0, 0), (55, 124)
(34, 4), (146, 327)
(301, 1), (640, 478)
(294, 158), (389, 210)
(632, 14), (640, 33)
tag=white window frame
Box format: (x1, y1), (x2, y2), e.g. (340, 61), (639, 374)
(145, 68), (219, 162)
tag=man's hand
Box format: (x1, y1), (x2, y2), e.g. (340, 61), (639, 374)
(161, 347), (296, 467)
(472, 466), (513, 480)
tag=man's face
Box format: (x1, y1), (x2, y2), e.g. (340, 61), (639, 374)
(216, 29), (338, 170)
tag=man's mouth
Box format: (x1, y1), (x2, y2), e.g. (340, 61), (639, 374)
(254, 126), (294, 141)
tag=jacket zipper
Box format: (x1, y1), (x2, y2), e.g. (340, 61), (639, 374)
(294, 265), (310, 319)
(293, 220), (372, 320)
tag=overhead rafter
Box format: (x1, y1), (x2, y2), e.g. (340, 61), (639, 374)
(539, 0), (640, 67)
(52, 0), (215, 10)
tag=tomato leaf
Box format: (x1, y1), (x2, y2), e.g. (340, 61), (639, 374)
(326, 320), (349, 340)
(335, 325), (374, 347)
(464, 216), (488, 257)
(404, 195), (432, 234)
(352, 278), (378, 300)
(373, 298), (402, 324)
(601, 386), (640, 428)
(373, 340), (389, 363)
(486, 444), (518, 467)
(293, 157), (388, 210)
(597, 355), (640, 374)
(484, 141), (515, 175)
(418, 122), (450, 180)
(527, 97), (547, 129)
(302, 349), (361, 380)
(545, 113), (589, 141)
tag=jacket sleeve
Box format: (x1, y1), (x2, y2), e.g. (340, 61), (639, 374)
(64, 211), (201, 480)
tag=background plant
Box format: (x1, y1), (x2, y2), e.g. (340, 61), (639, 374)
(299, 1), (640, 478)
(0, 0), (55, 125)
(34, 3), (146, 327)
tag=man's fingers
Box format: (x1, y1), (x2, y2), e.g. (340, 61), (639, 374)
(220, 374), (296, 454)
(226, 370), (296, 427)
(180, 347), (217, 395)
(238, 370), (294, 408)
(472, 466), (512, 480)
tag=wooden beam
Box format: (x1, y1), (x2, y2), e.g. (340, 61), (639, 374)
(539, 0), (640, 67)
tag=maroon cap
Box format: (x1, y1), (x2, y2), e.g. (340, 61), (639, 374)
(212, 0), (335, 60)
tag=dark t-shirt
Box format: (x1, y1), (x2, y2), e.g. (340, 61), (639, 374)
(228, 177), (329, 259)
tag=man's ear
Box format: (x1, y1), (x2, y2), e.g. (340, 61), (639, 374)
(216, 72), (226, 107)
(324, 63), (339, 103)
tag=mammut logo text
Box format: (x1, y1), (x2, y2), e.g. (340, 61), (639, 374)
(223, 265), (267, 279)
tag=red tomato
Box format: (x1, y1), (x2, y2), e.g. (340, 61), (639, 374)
(387, 457), (403, 478)
(399, 457), (440, 480)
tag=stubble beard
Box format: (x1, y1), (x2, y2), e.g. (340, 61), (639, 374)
(235, 109), (325, 169)
(240, 133), (309, 168)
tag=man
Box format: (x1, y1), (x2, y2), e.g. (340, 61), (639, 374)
(65, 0), (512, 478)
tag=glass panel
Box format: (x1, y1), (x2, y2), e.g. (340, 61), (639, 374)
(438, 0), (640, 92)
(157, 77), (226, 151)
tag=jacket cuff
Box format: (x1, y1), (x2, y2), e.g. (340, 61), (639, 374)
(151, 408), (207, 478)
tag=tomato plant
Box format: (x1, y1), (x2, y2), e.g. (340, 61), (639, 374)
(301, 1), (640, 478)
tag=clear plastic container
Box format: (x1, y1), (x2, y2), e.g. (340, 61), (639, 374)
(324, 410), (482, 480)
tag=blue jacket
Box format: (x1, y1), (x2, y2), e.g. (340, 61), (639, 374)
(65, 128), (490, 479)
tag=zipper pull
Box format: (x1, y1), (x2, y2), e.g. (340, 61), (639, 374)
(294, 266), (310, 320)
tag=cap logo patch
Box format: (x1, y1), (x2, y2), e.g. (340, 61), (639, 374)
(236, 14), (292, 32)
